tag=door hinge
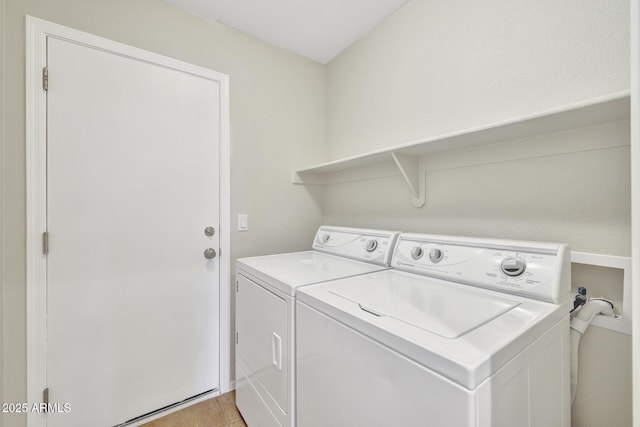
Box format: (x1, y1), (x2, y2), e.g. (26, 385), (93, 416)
(43, 387), (49, 406)
(42, 232), (49, 255)
(236, 280), (239, 293)
(236, 332), (239, 344)
(42, 67), (48, 91)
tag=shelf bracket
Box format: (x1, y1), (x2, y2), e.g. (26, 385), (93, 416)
(391, 152), (425, 207)
(292, 171), (326, 185)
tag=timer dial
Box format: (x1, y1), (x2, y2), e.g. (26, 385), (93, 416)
(500, 257), (527, 277)
(411, 246), (424, 260)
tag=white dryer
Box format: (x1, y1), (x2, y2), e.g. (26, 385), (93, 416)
(235, 226), (400, 427)
(296, 233), (572, 427)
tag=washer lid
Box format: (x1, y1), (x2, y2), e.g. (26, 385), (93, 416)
(330, 278), (520, 339)
(298, 269), (568, 389)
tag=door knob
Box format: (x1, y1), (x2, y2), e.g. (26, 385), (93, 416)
(204, 248), (217, 259)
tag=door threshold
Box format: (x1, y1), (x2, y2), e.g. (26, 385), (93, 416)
(114, 389), (219, 427)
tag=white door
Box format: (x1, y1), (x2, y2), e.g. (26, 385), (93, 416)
(46, 36), (221, 426)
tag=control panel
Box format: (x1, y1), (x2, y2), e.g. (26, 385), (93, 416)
(392, 233), (570, 304)
(312, 226), (400, 267)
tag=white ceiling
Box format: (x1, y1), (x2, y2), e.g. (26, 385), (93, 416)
(165, 0), (409, 63)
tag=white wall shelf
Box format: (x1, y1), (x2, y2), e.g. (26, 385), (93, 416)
(293, 91), (630, 207)
(571, 251), (632, 335)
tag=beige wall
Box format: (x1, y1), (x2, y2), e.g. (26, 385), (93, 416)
(0, 1), (324, 425)
(326, 0), (629, 160)
(323, 0), (631, 426)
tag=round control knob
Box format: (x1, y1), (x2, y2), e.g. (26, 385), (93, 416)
(500, 257), (527, 277)
(411, 246), (424, 260)
(321, 234), (330, 243)
(365, 239), (378, 252)
(429, 248), (444, 263)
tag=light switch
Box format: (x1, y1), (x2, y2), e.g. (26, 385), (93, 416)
(238, 214), (248, 232)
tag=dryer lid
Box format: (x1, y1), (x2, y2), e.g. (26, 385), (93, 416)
(236, 251), (388, 296)
(330, 275), (520, 339)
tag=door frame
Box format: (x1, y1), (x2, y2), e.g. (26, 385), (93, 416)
(25, 16), (231, 426)
(632, 2), (639, 426)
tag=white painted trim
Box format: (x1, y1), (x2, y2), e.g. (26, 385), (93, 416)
(631, 0), (640, 425)
(25, 16), (231, 426)
(219, 71), (232, 393)
(571, 251), (631, 270)
(25, 15), (49, 427)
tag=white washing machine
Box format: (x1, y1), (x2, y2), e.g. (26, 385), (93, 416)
(235, 226), (400, 427)
(296, 233), (572, 427)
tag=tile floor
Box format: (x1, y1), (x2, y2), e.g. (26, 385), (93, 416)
(142, 391), (247, 427)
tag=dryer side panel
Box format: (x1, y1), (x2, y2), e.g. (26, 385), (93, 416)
(237, 273), (290, 426)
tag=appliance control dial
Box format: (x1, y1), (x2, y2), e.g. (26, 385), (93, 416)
(321, 233), (330, 243)
(365, 239), (378, 252)
(429, 248), (444, 263)
(500, 257), (527, 277)
(411, 246), (424, 260)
